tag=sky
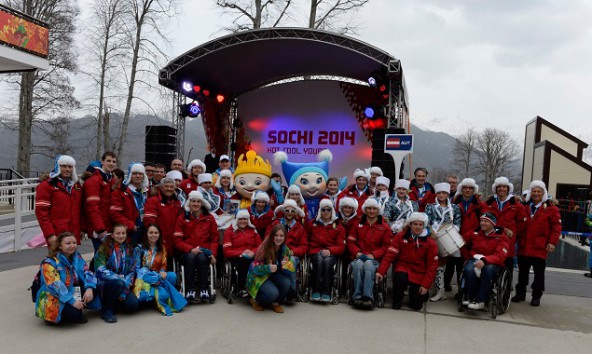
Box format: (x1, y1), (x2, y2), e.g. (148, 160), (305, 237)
(76, 0), (592, 145)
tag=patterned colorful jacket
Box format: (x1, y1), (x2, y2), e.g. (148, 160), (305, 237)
(94, 241), (136, 298)
(246, 244), (295, 299)
(35, 252), (100, 323)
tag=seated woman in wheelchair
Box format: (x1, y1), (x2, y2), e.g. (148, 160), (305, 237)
(460, 212), (509, 310)
(223, 209), (262, 298)
(173, 191), (219, 302)
(269, 199), (308, 300)
(306, 199), (345, 302)
(347, 199), (392, 308)
(376, 212), (438, 310)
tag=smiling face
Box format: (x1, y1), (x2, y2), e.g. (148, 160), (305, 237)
(191, 165), (203, 176)
(355, 176), (367, 190)
(414, 171), (427, 186)
(131, 171), (144, 187)
(102, 155), (117, 172)
(161, 182), (175, 197)
(234, 173), (271, 200)
(255, 200), (267, 211)
(436, 191), (449, 203)
(220, 176), (231, 188)
(327, 180), (338, 195)
(496, 185), (509, 199)
(410, 220), (425, 235)
(112, 226), (127, 244)
(190, 199), (202, 214)
(237, 218), (249, 229)
(59, 164), (73, 179)
(530, 187), (544, 203)
(273, 229), (285, 246)
(283, 207), (296, 221)
(365, 206), (379, 219)
(59, 235), (78, 257)
(295, 172), (327, 199)
(146, 225), (160, 246)
(396, 187), (408, 199)
(341, 205), (354, 217)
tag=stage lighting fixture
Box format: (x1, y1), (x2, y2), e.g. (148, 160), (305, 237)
(179, 101), (201, 118)
(216, 94), (225, 103)
(364, 105), (386, 120)
(364, 106), (376, 119)
(203, 90), (210, 97)
(193, 85), (201, 93)
(182, 81), (192, 92)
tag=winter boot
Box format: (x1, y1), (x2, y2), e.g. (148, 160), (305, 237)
(430, 266), (447, 302)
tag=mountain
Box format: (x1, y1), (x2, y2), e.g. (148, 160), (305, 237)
(0, 115), (457, 176)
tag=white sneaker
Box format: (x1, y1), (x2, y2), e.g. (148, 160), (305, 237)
(200, 290), (209, 299)
(462, 298), (470, 306)
(185, 290), (196, 301)
(430, 289), (447, 302)
(468, 302), (484, 310)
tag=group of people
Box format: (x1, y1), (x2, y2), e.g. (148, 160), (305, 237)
(33, 150), (561, 325)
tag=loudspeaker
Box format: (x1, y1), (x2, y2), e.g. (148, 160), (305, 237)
(371, 128), (407, 189)
(145, 125), (177, 167)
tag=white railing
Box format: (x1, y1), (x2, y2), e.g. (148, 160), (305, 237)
(0, 177), (40, 253)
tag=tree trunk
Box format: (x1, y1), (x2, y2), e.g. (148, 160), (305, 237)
(308, 0), (317, 28)
(116, 21), (143, 160)
(103, 103), (111, 151)
(17, 72), (35, 176)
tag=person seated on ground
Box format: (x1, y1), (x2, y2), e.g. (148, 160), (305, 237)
(347, 199), (392, 308)
(306, 199), (345, 302)
(223, 209), (262, 298)
(35, 232), (100, 326)
(246, 224), (295, 313)
(383, 179), (419, 233)
(372, 176), (391, 214)
(94, 223), (139, 323)
(132, 224), (187, 316)
(460, 213), (509, 310)
(173, 191), (219, 302)
(376, 212), (438, 310)
(269, 199), (308, 300)
(249, 191), (275, 239)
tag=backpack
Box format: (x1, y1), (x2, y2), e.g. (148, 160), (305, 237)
(29, 267), (42, 303)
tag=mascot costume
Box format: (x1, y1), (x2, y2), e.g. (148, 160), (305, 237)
(232, 150), (273, 209)
(274, 149), (333, 221)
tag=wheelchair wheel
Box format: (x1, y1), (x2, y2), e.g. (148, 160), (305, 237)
(345, 264), (354, 305)
(209, 264), (217, 304)
(331, 259), (342, 305)
(221, 262), (235, 304)
(499, 268), (512, 314)
(298, 256), (309, 302)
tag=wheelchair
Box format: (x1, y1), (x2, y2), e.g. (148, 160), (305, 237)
(301, 255), (342, 305)
(292, 255), (309, 302)
(345, 260), (387, 309)
(457, 265), (512, 319)
(173, 256), (217, 304)
(220, 260), (249, 304)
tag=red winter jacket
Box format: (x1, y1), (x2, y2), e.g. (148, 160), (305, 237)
(249, 207), (274, 239)
(346, 215), (392, 261)
(408, 181), (436, 212)
(461, 227), (509, 267)
(377, 229), (439, 289)
(306, 219), (346, 256)
(223, 227), (262, 258)
(110, 186), (141, 232)
(35, 177), (83, 243)
(268, 219), (308, 257)
(179, 177), (199, 197)
(485, 196), (529, 257)
(143, 189), (182, 258)
(173, 211), (219, 256)
(337, 186), (372, 214)
(82, 170), (113, 235)
(518, 202), (562, 260)
(453, 195), (488, 237)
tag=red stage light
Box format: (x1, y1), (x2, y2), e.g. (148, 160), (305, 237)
(203, 90), (210, 96)
(216, 94), (225, 103)
(379, 84), (386, 92)
(193, 85), (201, 93)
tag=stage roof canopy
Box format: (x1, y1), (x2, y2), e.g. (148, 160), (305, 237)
(159, 28), (407, 102)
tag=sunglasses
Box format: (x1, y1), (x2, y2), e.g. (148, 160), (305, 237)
(321, 208), (332, 212)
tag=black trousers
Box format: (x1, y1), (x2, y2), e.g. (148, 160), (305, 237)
(392, 271), (428, 310)
(229, 257), (252, 290)
(181, 252), (210, 292)
(311, 254), (337, 294)
(516, 256), (546, 299)
(444, 256), (464, 288)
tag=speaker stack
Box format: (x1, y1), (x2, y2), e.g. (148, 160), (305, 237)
(371, 128), (407, 189)
(145, 125), (177, 167)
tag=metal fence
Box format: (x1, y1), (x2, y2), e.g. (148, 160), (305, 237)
(0, 177), (40, 253)
(556, 198), (591, 243)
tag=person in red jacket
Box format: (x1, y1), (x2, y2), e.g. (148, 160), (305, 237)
(223, 209), (262, 297)
(337, 168), (372, 214)
(306, 199), (345, 302)
(249, 191), (274, 239)
(460, 212), (509, 310)
(337, 197), (359, 235)
(35, 155), (83, 247)
(110, 163), (148, 246)
(512, 180), (561, 307)
(143, 177), (182, 265)
(484, 176), (529, 270)
(269, 199), (308, 299)
(83, 151), (117, 251)
(179, 159), (206, 197)
(446, 178), (487, 292)
(347, 198), (392, 307)
(408, 167), (436, 212)
(376, 212), (438, 310)
(173, 190), (219, 301)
